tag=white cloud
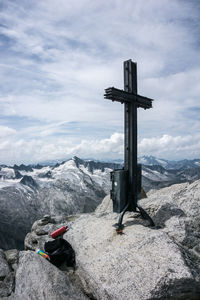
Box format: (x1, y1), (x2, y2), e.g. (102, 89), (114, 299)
(0, 126), (16, 138)
(1, 131), (200, 165)
(74, 132), (124, 158)
(139, 134), (200, 159)
(0, 132), (124, 165)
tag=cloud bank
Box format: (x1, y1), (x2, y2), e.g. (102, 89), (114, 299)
(1, 131), (200, 165)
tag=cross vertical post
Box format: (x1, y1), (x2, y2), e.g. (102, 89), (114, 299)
(124, 60), (138, 211)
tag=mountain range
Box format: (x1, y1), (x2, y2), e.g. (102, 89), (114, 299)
(140, 156), (200, 191)
(139, 155), (200, 169)
(1, 155), (200, 250)
(0, 157), (120, 250)
(1, 155), (200, 193)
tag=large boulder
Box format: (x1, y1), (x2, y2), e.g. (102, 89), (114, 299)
(141, 180), (200, 260)
(9, 251), (88, 300)
(64, 212), (200, 300)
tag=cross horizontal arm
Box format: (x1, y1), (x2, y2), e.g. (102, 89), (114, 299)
(104, 87), (153, 109)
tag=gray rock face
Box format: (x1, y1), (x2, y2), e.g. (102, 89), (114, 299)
(141, 180), (200, 260)
(11, 251), (88, 300)
(0, 250), (10, 280)
(64, 213), (200, 300)
(0, 249), (15, 298)
(20, 175), (38, 188)
(100, 181), (200, 266)
(4, 249), (19, 271)
(0, 184), (40, 250)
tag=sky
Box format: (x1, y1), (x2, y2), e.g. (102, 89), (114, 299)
(0, 0), (200, 165)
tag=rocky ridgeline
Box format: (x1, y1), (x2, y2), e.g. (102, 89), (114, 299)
(1, 180), (200, 299)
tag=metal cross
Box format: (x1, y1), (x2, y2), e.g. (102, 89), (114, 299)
(104, 59), (155, 232)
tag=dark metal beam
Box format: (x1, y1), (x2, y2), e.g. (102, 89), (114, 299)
(124, 60), (137, 211)
(104, 87), (153, 109)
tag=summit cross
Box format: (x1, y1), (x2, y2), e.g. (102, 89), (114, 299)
(104, 59), (155, 232)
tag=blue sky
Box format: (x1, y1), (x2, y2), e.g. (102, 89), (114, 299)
(0, 0), (200, 164)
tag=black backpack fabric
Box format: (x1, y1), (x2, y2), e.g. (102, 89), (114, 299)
(44, 237), (76, 268)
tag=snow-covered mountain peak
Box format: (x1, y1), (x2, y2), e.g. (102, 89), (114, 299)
(0, 166), (15, 179)
(53, 159), (77, 172)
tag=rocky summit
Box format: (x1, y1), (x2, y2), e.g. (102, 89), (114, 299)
(1, 179), (200, 299)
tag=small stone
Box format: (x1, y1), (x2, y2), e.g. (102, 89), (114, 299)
(24, 231), (51, 251)
(4, 249), (19, 265)
(11, 263), (18, 271)
(40, 215), (52, 225)
(35, 228), (48, 236)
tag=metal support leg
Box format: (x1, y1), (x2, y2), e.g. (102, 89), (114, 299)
(114, 203), (129, 234)
(137, 203), (155, 227)
(114, 201), (155, 233)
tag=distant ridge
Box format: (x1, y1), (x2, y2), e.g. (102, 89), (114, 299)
(3, 155), (200, 170)
(138, 155), (200, 170)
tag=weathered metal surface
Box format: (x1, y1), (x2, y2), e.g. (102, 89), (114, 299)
(104, 87), (153, 109)
(110, 169), (128, 213)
